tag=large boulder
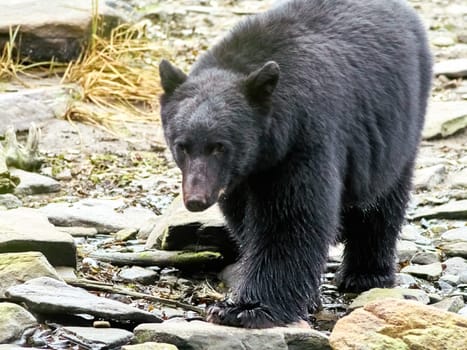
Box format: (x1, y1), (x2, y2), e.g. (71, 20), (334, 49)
(329, 298), (467, 350)
(0, 208), (76, 267)
(0, 0), (129, 62)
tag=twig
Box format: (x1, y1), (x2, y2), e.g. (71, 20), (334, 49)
(65, 278), (205, 315)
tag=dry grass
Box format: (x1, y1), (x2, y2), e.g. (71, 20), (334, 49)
(0, 26), (63, 85)
(62, 22), (169, 132)
(1, 0), (169, 131)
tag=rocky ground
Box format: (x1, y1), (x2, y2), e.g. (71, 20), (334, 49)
(0, 0), (467, 349)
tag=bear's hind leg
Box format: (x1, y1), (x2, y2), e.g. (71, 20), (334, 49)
(337, 166), (413, 292)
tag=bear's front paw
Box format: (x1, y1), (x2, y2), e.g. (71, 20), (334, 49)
(206, 300), (285, 328)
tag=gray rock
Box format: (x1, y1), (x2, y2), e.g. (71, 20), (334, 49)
(400, 224), (423, 241)
(145, 197), (235, 259)
(400, 263), (443, 281)
(40, 198), (157, 234)
(460, 271), (467, 284)
(6, 277), (162, 323)
(0, 346), (41, 350)
(432, 296), (465, 313)
(441, 227), (467, 241)
(446, 168), (467, 189)
(434, 59), (467, 78)
(118, 266), (159, 284)
(443, 257), (467, 276)
(411, 200), (467, 220)
(135, 320), (330, 350)
(413, 165), (446, 190)
(0, 0), (128, 62)
(422, 102), (467, 139)
(56, 327), (134, 350)
(396, 240), (419, 262)
(440, 274), (460, 286)
(0, 302), (37, 344)
(348, 288), (430, 311)
(0, 251), (62, 298)
(410, 251), (439, 265)
(0, 194), (22, 209)
(394, 273), (418, 288)
(0, 85), (75, 134)
(122, 343), (178, 350)
(11, 168), (60, 195)
(438, 241), (467, 258)
(137, 217), (160, 240)
(56, 226), (98, 237)
(458, 306), (467, 317)
(0, 207), (76, 267)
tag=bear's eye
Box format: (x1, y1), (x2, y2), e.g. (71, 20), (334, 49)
(210, 143), (225, 155)
(175, 143), (188, 154)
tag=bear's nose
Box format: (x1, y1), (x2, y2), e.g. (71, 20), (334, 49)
(185, 198), (209, 212)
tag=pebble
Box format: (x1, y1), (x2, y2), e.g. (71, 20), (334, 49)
(0, 194), (22, 209)
(118, 266), (159, 284)
(432, 296), (465, 313)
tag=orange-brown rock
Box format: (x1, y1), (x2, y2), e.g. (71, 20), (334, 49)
(329, 298), (467, 350)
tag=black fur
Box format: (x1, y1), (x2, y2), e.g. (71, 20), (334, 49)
(159, 0), (432, 328)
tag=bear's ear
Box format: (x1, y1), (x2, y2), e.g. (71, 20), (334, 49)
(159, 59), (188, 95)
(244, 61), (280, 106)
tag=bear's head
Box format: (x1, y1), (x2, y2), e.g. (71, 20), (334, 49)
(159, 60), (280, 212)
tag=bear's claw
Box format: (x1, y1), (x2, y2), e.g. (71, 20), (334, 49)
(206, 300), (286, 329)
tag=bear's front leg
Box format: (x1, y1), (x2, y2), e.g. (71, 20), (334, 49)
(207, 199), (336, 328)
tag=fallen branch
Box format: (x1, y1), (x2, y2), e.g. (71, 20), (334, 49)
(65, 278), (205, 315)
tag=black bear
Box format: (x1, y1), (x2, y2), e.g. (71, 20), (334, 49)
(158, 0), (432, 328)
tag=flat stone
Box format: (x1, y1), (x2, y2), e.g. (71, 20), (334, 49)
(57, 327), (134, 350)
(349, 288), (429, 310)
(0, 251), (62, 298)
(0, 0), (128, 62)
(434, 58), (467, 78)
(0, 346), (41, 350)
(443, 257), (467, 276)
(330, 298), (467, 350)
(0, 207), (76, 267)
(432, 296), (465, 313)
(411, 200), (467, 220)
(0, 302), (37, 344)
(56, 226), (98, 237)
(122, 343), (178, 350)
(413, 165), (446, 190)
(135, 320), (331, 350)
(396, 240), (419, 263)
(40, 198), (157, 234)
(400, 224), (423, 241)
(145, 197), (234, 258)
(441, 227), (467, 241)
(91, 250), (223, 271)
(422, 101), (467, 139)
(11, 168), (60, 195)
(437, 241), (467, 258)
(118, 266), (159, 284)
(432, 36), (456, 47)
(6, 277), (162, 324)
(410, 251), (439, 265)
(400, 262), (443, 280)
(446, 168), (467, 189)
(0, 85), (75, 134)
